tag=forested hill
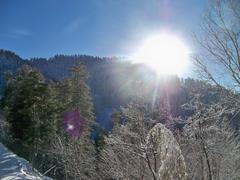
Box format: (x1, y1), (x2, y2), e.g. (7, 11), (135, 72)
(0, 50), (27, 95)
(0, 49), (239, 131)
(0, 49), (157, 129)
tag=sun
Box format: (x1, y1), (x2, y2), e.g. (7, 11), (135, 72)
(132, 33), (190, 76)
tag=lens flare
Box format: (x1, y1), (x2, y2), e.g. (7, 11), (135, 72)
(63, 110), (85, 138)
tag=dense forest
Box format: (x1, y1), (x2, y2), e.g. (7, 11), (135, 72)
(0, 0), (240, 179)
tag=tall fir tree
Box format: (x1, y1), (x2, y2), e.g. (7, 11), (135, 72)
(69, 63), (94, 135)
(2, 65), (59, 147)
(49, 63), (97, 179)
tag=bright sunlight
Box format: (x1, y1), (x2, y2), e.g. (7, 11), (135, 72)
(132, 33), (191, 76)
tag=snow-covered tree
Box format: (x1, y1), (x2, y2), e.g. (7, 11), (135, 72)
(178, 100), (240, 180)
(99, 103), (187, 180)
(146, 123), (187, 180)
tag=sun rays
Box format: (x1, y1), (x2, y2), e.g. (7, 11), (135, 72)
(132, 33), (191, 76)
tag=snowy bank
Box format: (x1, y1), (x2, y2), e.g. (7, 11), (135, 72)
(0, 143), (51, 180)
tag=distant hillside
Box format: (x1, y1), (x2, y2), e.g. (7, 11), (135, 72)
(0, 50), (158, 129)
(1, 49), (239, 131)
(0, 50), (28, 95)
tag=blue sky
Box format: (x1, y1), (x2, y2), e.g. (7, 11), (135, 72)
(0, 0), (208, 59)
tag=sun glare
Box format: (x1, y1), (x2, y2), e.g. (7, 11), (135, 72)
(132, 33), (190, 76)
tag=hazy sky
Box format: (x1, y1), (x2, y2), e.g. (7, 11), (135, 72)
(0, 0), (208, 59)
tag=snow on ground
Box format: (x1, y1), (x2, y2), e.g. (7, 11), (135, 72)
(0, 143), (51, 180)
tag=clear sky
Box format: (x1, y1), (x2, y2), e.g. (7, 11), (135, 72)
(0, 0), (208, 59)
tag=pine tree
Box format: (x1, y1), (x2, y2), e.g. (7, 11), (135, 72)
(2, 65), (59, 147)
(68, 63), (94, 135)
(48, 63), (97, 179)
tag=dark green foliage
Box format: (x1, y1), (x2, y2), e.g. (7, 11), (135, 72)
(69, 63), (94, 124)
(2, 65), (59, 146)
(94, 125), (107, 153)
(56, 63), (95, 137)
(39, 63), (98, 179)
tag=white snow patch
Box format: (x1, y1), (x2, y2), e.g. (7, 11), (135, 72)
(0, 143), (51, 180)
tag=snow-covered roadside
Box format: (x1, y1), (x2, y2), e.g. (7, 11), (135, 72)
(0, 143), (51, 180)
